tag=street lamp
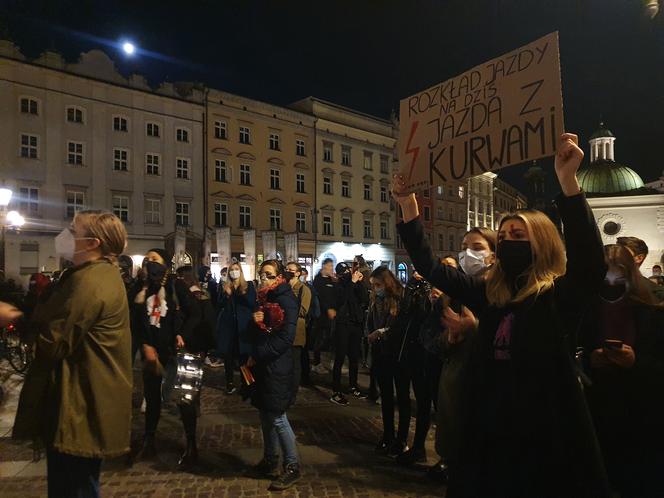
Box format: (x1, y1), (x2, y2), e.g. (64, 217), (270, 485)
(122, 41), (136, 56)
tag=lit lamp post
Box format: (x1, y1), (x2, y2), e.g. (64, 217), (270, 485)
(0, 188), (26, 274)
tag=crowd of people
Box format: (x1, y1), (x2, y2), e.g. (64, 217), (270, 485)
(0, 133), (663, 497)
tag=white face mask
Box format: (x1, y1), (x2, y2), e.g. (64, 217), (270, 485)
(55, 228), (95, 261)
(299, 275), (307, 283)
(458, 248), (490, 277)
(220, 274), (228, 283)
(229, 270), (242, 280)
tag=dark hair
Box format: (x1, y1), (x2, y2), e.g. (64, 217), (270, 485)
(286, 261), (302, 272)
(302, 268), (309, 275)
(604, 244), (656, 306)
(260, 259), (285, 275)
(653, 264), (661, 271)
(322, 258), (334, 266)
(464, 227), (497, 252)
(617, 236), (648, 258)
(370, 266), (404, 316)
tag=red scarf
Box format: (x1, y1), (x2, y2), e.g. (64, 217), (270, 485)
(256, 279), (286, 333)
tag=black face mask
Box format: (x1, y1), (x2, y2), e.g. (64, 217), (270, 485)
(145, 261), (167, 282)
(284, 271), (296, 282)
(497, 240), (533, 278)
(600, 281), (627, 302)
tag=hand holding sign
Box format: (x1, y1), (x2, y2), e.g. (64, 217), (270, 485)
(555, 133), (583, 197)
(391, 174), (419, 223)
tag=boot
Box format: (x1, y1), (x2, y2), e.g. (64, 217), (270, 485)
(269, 463), (301, 491)
(132, 434), (157, 462)
(178, 437), (198, 467)
(250, 456), (280, 478)
(396, 446), (427, 466)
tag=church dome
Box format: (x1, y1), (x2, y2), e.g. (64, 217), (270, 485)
(589, 124), (615, 140)
(578, 159), (645, 194)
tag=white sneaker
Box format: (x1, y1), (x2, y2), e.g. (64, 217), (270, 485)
(140, 398), (147, 413)
(311, 364), (327, 375)
(204, 356), (223, 368)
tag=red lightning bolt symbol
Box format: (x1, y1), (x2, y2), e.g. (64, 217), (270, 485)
(405, 121), (420, 184)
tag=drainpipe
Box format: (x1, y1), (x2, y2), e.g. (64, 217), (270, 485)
(202, 88), (210, 264)
(312, 118), (318, 268)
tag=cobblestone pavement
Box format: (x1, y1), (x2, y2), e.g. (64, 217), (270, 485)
(0, 361), (446, 497)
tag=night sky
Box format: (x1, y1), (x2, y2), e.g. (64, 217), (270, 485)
(3, 0), (663, 196)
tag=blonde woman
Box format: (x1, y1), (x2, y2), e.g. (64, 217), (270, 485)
(13, 211), (132, 498)
(392, 133), (611, 498)
(216, 262), (256, 394)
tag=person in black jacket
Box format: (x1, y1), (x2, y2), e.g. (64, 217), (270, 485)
(582, 244), (664, 498)
(247, 260), (301, 491)
(392, 133), (611, 498)
(312, 258), (338, 373)
(329, 262), (369, 406)
(128, 249), (201, 466)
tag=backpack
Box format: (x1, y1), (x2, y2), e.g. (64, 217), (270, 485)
(299, 283), (321, 322)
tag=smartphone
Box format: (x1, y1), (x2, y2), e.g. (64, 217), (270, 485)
(604, 339), (624, 351)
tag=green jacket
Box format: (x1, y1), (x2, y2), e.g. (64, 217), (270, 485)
(13, 259), (132, 458)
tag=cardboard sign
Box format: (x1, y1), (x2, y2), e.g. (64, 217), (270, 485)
(399, 32), (564, 190)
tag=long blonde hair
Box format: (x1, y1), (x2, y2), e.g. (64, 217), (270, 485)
(486, 209), (566, 307)
(229, 262), (249, 295)
(74, 210), (128, 264)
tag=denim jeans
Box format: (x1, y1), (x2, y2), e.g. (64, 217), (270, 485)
(259, 410), (299, 467)
(47, 450), (102, 498)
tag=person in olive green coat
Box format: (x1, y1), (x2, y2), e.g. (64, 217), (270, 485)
(285, 262), (311, 390)
(13, 211), (132, 498)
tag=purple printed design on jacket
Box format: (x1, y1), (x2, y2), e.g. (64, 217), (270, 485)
(494, 313), (514, 360)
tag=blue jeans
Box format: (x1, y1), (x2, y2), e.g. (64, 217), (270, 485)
(259, 410), (299, 467)
(47, 450), (101, 498)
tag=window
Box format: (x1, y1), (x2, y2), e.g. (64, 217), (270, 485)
(438, 234), (444, 251)
(380, 155), (389, 174)
(19, 242), (39, 275)
(240, 164), (251, 185)
(296, 139), (306, 157)
(176, 128), (189, 143)
(66, 191), (84, 219)
(214, 120), (227, 140)
(270, 169), (281, 190)
(269, 133), (280, 151)
(67, 141), (84, 165)
(214, 203), (228, 227)
(423, 189), (430, 198)
(323, 142), (333, 162)
(146, 122), (160, 137)
(146, 154), (160, 175)
(323, 176), (332, 195)
(112, 195), (129, 222)
(458, 186), (465, 199)
(270, 208), (282, 230)
(322, 215), (332, 236)
(19, 187), (39, 216)
(449, 234), (455, 251)
(424, 206), (431, 221)
(239, 126), (251, 144)
(20, 134), (38, 159)
(175, 202), (190, 226)
(380, 221), (389, 239)
(113, 116), (128, 132)
(437, 206), (444, 220)
(363, 151), (373, 170)
(342, 217), (351, 237)
(437, 185), (444, 198)
(363, 219), (373, 238)
(296, 173), (305, 193)
(341, 179), (351, 198)
(145, 198), (161, 225)
(113, 148), (129, 171)
(380, 185), (388, 203)
(20, 97), (38, 115)
(296, 212), (306, 232)
(363, 183), (372, 201)
(239, 205), (252, 228)
(341, 146), (351, 166)
(215, 160), (228, 182)
(176, 158), (190, 179)
(66, 106), (84, 124)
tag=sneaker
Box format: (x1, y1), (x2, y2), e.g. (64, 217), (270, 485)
(251, 457), (280, 478)
(350, 387), (368, 399)
(226, 383), (238, 395)
(396, 446), (427, 466)
(269, 463), (301, 491)
(311, 363), (327, 375)
(330, 392), (349, 406)
(140, 398), (147, 413)
(204, 356), (223, 368)
(386, 439), (408, 458)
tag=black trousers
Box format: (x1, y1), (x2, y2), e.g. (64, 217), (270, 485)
(375, 347), (432, 449)
(332, 322), (362, 392)
(143, 368), (197, 441)
(47, 450), (101, 498)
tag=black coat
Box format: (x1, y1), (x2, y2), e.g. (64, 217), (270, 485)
(250, 282), (299, 414)
(335, 277), (369, 326)
(398, 192), (611, 498)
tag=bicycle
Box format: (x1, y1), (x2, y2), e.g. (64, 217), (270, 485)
(0, 322), (32, 374)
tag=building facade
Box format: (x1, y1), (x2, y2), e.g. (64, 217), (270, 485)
(206, 90), (315, 277)
(493, 177), (528, 229)
(0, 41), (205, 282)
(467, 172), (497, 230)
(290, 98), (397, 275)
